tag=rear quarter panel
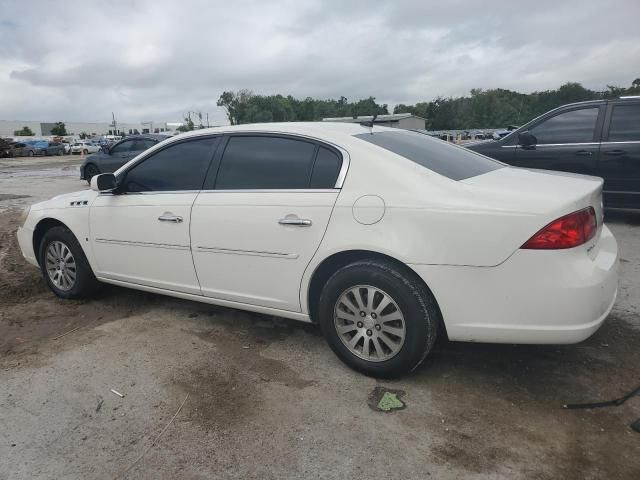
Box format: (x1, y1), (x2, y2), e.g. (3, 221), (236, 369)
(300, 137), (606, 314)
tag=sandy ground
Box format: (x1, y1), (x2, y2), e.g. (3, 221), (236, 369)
(0, 157), (639, 479)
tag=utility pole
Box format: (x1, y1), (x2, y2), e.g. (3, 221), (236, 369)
(111, 112), (117, 135)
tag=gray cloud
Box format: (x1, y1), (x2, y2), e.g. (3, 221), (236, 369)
(0, 0), (638, 124)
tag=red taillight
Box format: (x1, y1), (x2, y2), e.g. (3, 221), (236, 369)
(521, 207), (597, 250)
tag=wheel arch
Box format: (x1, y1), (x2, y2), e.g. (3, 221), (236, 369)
(32, 218), (71, 266)
(305, 249), (446, 336)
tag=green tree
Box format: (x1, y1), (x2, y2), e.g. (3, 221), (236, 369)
(79, 132), (89, 139)
(176, 115), (195, 132)
(14, 126), (34, 136)
(217, 89), (255, 125)
(216, 90), (388, 125)
(50, 122), (67, 136)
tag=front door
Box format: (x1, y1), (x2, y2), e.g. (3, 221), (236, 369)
(90, 136), (220, 294)
(513, 105), (604, 175)
(599, 101), (640, 209)
(191, 135), (344, 312)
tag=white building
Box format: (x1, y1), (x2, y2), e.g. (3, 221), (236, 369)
(322, 113), (426, 130)
(0, 120), (178, 138)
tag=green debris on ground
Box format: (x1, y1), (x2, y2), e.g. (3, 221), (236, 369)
(377, 391), (404, 411)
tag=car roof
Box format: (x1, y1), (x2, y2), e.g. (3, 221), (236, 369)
(172, 122), (394, 144)
(118, 134), (167, 142)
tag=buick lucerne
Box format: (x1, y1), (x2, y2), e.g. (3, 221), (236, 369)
(16, 123), (619, 377)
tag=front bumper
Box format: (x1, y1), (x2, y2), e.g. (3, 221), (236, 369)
(17, 225), (38, 267)
(410, 225), (619, 345)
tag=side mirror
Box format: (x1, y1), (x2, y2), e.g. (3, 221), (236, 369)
(518, 131), (537, 149)
(91, 173), (117, 192)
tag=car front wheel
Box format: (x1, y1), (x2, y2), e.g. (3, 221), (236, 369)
(318, 259), (440, 378)
(84, 164), (99, 182)
(39, 226), (99, 299)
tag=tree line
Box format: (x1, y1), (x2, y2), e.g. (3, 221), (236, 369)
(217, 79), (640, 129)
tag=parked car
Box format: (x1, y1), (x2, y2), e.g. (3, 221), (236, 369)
(70, 141), (101, 155)
(37, 141), (65, 156)
(466, 97), (640, 210)
(79, 134), (166, 181)
(3, 141), (39, 157)
(16, 123), (618, 377)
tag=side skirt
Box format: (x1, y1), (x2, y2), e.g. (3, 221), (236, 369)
(97, 276), (313, 323)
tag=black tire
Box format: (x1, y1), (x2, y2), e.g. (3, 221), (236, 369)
(84, 163), (99, 182)
(83, 149), (89, 155)
(57, 149), (63, 156)
(28, 150), (34, 157)
(318, 260), (440, 378)
(38, 225), (100, 299)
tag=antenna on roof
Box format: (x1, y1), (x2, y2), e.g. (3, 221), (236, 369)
(359, 114), (378, 134)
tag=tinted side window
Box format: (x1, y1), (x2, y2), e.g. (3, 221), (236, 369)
(123, 137), (219, 192)
(355, 130), (502, 180)
(131, 139), (157, 151)
(530, 107), (599, 144)
(216, 136), (316, 189)
(310, 147), (342, 188)
(111, 140), (134, 154)
(608, 104), (640, 141)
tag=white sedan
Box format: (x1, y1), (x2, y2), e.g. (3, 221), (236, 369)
(70, 141), (100, 155)
(16, 123), (618, 377)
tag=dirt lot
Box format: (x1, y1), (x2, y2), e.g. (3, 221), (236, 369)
(1, 157), (639, 479)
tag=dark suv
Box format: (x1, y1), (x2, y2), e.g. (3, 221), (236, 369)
(467, 97), (640, 210)
(80, 134), (168, 181)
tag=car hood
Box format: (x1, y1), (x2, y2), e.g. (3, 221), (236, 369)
(31, 189), (98, 211)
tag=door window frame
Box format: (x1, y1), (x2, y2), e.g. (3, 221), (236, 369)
(525, 104), (606, 146)
(201, 132), (349, 192)
(113, 135), (222, 195)
(601, 100), (640, 144)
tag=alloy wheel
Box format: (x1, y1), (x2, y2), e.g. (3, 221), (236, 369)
(334, 285), (406, 362)
(45, 240), (77, 291)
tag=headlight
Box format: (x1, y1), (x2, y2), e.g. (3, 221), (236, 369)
(18, 206), (31, 226)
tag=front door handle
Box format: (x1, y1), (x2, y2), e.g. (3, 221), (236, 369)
(158, 212), (183, 223)
(605, 150), (626, 156)
(575, 150), (593, 156)
(279, 215), (312, 227)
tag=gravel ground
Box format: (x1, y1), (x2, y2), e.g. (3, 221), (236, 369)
(1, 157), (639, 479)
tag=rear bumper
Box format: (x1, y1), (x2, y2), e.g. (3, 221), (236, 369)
(410, 225), (619, 344)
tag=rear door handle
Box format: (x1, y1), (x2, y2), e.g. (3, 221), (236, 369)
(279, 215), (312, 227)
(605, 150), (626, 156)
(158, 212), (183, 223)
(575, 150), (593, 156)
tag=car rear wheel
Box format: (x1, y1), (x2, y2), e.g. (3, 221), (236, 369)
(28, 151), (34, 157)
(39, 226), (99, 299)
(83, 149), (89, 155)
(84, 164), (99, 182)
(318, 259), (440, 378)
(57, 149), (63, 156)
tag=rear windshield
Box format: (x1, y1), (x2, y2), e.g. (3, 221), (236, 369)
(354, 130), (503, 180)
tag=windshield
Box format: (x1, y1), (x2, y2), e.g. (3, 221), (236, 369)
(354, 130), (503, 180)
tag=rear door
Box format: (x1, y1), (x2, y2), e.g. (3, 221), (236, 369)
(191, 134), (344, 312)
(513, 104), (605, 175)
(598, 100), (640, 209)
(90, 136), (220, 293)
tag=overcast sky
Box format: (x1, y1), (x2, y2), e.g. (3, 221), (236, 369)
(1, 0), (638, 124)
